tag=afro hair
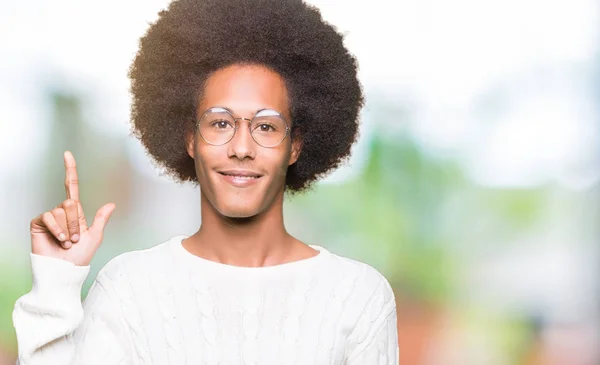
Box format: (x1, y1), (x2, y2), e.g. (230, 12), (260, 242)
(129, 0), (364, 193)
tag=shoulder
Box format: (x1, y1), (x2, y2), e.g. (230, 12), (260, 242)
(317, 248), (396, 320)
(326, 249), (395, 301)
(94, 235), (184, 285)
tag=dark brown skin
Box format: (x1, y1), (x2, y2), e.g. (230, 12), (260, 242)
(182, 64), (319, 268)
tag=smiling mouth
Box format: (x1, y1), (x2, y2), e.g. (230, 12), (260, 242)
(217, 170), (263, 179)
(219, 172), (260, 179)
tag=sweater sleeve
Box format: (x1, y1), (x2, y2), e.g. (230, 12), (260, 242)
(344, 276), (399, 365)
(12, 253), (136, 365)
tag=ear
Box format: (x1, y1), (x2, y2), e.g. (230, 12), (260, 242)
(288, 135), (303, 166)
(185, 129), (195, 159)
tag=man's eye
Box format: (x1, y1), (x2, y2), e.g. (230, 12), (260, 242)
(212, 120), (232, 129)
(256, 123), (275, 132)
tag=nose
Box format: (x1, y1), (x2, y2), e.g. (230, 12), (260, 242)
(227, 118), (256, 160)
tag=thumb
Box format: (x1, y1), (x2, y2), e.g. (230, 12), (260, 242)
(89, 203), (116, 235)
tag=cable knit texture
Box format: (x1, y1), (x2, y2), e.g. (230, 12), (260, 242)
(13, 235), (399, 365)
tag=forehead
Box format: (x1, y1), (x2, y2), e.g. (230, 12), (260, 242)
(198, 64), (290, 119)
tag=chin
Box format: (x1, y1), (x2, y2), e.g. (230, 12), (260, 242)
(217, 201), (263, 219)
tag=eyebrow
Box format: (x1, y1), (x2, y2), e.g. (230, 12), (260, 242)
(206, 106), (284, 117)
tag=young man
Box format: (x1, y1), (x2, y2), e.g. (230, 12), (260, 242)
(13, 0), (399, 364)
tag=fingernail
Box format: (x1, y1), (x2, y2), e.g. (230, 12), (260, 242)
(59, 233), (66, 241)
(63, 241), (72, 249)
(72, 234), (79, 242)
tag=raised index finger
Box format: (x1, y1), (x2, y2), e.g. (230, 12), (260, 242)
(64, 151), (80, 201)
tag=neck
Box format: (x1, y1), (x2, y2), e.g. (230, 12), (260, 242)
(185, 189), (298, 267)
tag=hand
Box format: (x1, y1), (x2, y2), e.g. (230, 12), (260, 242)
(29, 151), (116, 266)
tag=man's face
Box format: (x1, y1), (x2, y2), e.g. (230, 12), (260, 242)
(186, 64), (301, 218)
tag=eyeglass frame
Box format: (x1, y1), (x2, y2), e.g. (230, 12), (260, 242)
(195, 106), (291, 148)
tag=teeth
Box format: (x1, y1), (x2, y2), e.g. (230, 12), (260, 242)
(229, 175), (257, 179)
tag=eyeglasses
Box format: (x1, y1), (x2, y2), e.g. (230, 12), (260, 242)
(196, 107), (291, 148)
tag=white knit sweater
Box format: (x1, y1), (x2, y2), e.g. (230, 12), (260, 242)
(13, 235), (399, 365)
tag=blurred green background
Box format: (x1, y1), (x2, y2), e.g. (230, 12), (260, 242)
(1, 0), (599, 364)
